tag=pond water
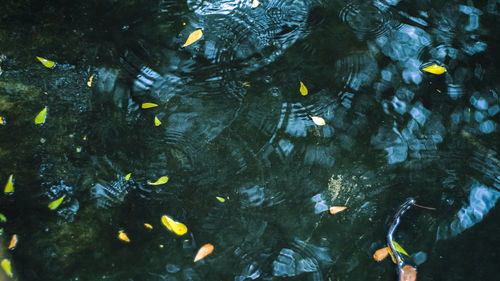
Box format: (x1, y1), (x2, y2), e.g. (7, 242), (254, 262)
(0, 0), (499, 280)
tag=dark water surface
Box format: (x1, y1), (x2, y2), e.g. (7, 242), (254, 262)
(0, 0), (499, 280)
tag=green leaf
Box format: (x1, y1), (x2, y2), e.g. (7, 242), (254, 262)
(0, 213), (6, 222)
(125, 173), (132, 181)
(392, 241), (409, 256)
(48, 195), (65, 210)
(35, 106), (48, 125)
(216, 196), (225, 203)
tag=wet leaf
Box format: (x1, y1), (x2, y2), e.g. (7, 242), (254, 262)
(4, 174), (14, 194)
(8, 234), (18, 250)
(299, 81), (308, 96)
(36, 56), (55, 68)
(0, 116), (5, 125)
(1, 259), (13, 278)
(421, 64), (446, 75)
(147, 176), (169, 185)
(154, 116), (162, 126)
(118, 230), (131, 242)
(0, 213), (6, 222)
(125, 173), (132, 181)
(48, 195), (65, 210)
(144, 223), (153, 229)
(251, 0), (259, 8)
(329, 206), (347, 214)
(161, 215), (188, 236)
(392, 241), (409, 256)
(87, 75), (94, 87)
(142, 103), (158, 109)
(182, 29), (203, 47)
(311, 116), (326, 126)
(34, 106), (47, 124)
(374, 246), (391, 262)
(400, 265), (417, 281)
(194, 243), (214, 262)
(216, 196), (226, 203)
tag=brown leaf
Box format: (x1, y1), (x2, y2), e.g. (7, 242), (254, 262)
(329, 206), (347, 214)
(194, 243), (214, 262)
(400, 265), (417, 281)
(373, 246), (390, 262)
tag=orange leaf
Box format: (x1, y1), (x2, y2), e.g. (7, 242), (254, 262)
(8, 234), (18, 250)
(329, 206), (347, 214)
(373, 246), (390, 262)
(400, 265), (417, 281)
(194, 243), (214, 262)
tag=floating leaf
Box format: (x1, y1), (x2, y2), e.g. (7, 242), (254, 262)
(251, 0), (259, 8)
(299, 81), (308, 96)
(8, 234), (18, 250)
(154, 116), (162, 126)
(182, 29), (203, 47)
(144, 223), (153, 229)
(161, 215), (188, 236)
(125, 173), (132, 181)
(216, 196), (226, 203)
(194, 243), (214, 262)
(329, 206), (347, 214)
(36, 56), (55, 68)
(1, 259), (13, 278)
(87, 75), (94, 87)
(311, 116), (326, 126)
(0, 116), (5, 125)
(76, 146), (82, 153)
(421, 64), (446, 75)
(400, 265), (417, 281)
(147, 176), (169, 185)
(142, 103), (158, 109)
(0, 213), (6, 222)
(48, 195), (65, 210)
(118, 230), (131, 242)
(4, 174), (13, 194)
(34, 106), (48, 124)
(392, 241), (409, 256)
(373, 247), (390, 262)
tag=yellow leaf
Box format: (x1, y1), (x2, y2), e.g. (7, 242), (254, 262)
(48, 195), (65, 210)
(392, 241), (409, 256)
(36, 56), (55, 68)
(1, 259), (13, 278)
(161, 215), (188, 236)
(34, 106), (48, 124)
(421, 64), (446, 75)
(144, 223), (153, 229)
(147, 176), (169, 185)
(125, 173), (132, 181)
(182, 29), (203, 48)
(154, 116), (162, 126)
(87, 75), (94, 87)
(118, 230), (131, 242)
(216, 196), (226, 203)
(194, 243), (214, 262)
(142, 103), (158, 109)
(4, 174), (14, 194)
(8, 234), (18, 250)
(299, 81), (308, 96)
(0, 116), (5, 125)
(251, 0), (259, 8)
(311, 116), (326, 126)
(329, 206), (347, 214)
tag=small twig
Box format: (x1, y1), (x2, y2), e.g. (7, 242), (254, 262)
(386, 198), (434, 281)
